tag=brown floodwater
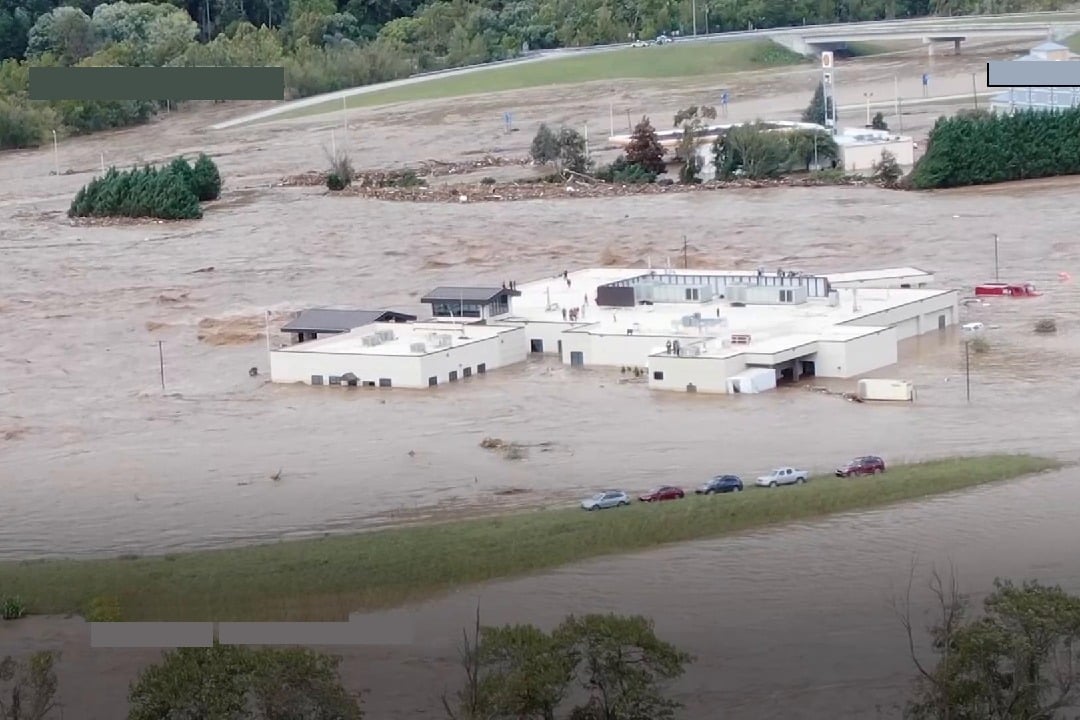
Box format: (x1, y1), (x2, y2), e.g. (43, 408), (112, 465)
(3, 178), (1080, 559)
(2, 56), (1080, 718)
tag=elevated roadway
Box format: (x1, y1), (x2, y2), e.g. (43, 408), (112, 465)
(211, 11), (1080, 130)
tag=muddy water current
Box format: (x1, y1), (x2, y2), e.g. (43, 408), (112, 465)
(3, 180), (1080, 559)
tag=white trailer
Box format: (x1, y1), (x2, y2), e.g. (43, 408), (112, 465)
(857, 378), (915, 402)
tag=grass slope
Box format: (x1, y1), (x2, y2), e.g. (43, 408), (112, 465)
(283, 39), (804, 119)
(0, 454), (1058, 621)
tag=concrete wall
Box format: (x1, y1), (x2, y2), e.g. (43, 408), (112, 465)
(813, 328), (898, 379)
(494, 326), (529, 368)
(840, 138), (915, 172)
(517, 321), (576, 355)
(843, 291), (958, 340)
(647, 354), (745, 394)
(270, 350), (424, 387)
(560, 330), (686, 367)
(419, 334), (515, 386)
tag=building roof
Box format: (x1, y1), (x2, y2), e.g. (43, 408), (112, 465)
(824, 267), (933, 284)
(272, 321), (518, 356)
(420, 286), (521, 303)
(280, 308), (416, 334)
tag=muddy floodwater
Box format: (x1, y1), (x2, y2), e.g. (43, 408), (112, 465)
(3, 178), (1080, 558)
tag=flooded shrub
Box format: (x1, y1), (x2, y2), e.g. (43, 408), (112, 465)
(503, 443), (527, 460)
(67, 157), (222, 220)
(969, 336), (990, 354)
(1034, 318), (1057, 334)
(871, 149), (903, 188)
(326, 151), (354, 191)
(0, 596), (26, 620)
(479, 176), (497, 184)
(85, 595), (123, 622)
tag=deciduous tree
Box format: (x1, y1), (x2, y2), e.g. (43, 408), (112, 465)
(624, 116), (666, 176)
(898, 567), (1080, 720)
(0, 651), (60, 720)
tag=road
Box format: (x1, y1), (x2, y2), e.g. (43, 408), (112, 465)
(210, 10), (1080, 130)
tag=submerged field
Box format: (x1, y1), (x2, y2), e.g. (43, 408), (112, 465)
(281, 39), (806, 119)
(0, 454), (1057, 621)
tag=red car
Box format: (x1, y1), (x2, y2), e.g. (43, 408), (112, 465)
(639, 485), (685, 502)
(835, 456), (886, 477)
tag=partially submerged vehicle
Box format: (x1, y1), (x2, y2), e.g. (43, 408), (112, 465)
(974, 282), (1040, 297)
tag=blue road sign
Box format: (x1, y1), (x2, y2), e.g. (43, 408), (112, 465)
(720, 91), (729, 105)
(922, 73), (929, 86)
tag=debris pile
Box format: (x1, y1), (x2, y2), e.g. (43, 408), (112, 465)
(280, 155), (529, 188)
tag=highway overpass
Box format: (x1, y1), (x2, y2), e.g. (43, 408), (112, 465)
(771, 18), (1080, 56)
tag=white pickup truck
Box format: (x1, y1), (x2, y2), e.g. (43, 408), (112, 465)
(755, 467), (810, 488)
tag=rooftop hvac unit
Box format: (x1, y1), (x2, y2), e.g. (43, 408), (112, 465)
(432, 334), (453, 349)
(409, 342), (427, 353)
(375, 330), (396, 342)
(360, 334), (382, 347)
(828, 290), (840, 307)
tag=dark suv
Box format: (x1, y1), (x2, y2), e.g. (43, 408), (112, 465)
(696, 475), (743, 494)
(835, 456), (886, 477)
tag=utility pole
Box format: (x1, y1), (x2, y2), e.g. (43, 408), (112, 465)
(682, 235), (689, 269)
(972, 72), (979, 110)
(158, 341), (166, 391)
(993, 233), (1000, 281)
(964, 340), (971, 403)
(863, 92), (874, 127)
(692, 0), (697, 35)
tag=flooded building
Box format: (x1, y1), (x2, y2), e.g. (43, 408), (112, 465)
(270, 267), (957, 394)
(280, 308), (416, 344)
(269, 321), (526, 388)
(503, 266), (959, 395)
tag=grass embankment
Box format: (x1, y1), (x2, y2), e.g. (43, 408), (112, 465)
(0, 454), (1058, 621)
(283, 39), (804, 119)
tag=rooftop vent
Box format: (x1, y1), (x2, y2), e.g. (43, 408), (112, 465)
(409, 342), (427, 353)
(360, 334), (382, 347)
(375, 330), (396, 342)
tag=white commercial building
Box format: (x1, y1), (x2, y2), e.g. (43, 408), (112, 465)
(834, 128), (915, 172)
(501, 266), (958, 394)
(270, 266), (958, 395)
(269, 321), (526, 388)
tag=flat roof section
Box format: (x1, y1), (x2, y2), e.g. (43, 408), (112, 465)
(272, 321), (517, 357)
(421, 286), (521, 303)
(824, 267), (934, 284)
(280, 308), (416, 334)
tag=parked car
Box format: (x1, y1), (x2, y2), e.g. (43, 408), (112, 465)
(654, 34), (672, 44)
(755, 467), (810, 488)
(696, 475), (743, 494)
(581, 490), (631, 511)
(835, 456), (886, 477)
(639, 485), (685, 502)
(631, 39), (649, 47)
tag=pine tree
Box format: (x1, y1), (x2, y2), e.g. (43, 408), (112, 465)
(801, 84), (836, 126)
(191, 154), (222, 201)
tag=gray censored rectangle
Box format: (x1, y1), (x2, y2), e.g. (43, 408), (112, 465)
(90, 622), (215, 648)
(28, 66), (285, 101)
(89, 616), (413, 648)
(987, 61), (1080, 88)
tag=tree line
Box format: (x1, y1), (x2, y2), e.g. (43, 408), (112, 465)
(0, 0), (1070, 150)
(6, 578), (1080, 718)
(909, 105), (1080, 189)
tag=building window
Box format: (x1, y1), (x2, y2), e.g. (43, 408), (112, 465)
(684, 288), (699, 301)
(449, 370), (458, 382)
(477, 363), (487, 374)
(378, 378), (392, 387)
(463, 367), (472, 378)
(328, 375), (341, 386)
(653, 371), (664, 380)
(311, 375), (324, 386)
(490, 296), (509, 316)
(779, 289), (793, 302)
(428, 376), (438, 386)
(431, 301), (482, 318)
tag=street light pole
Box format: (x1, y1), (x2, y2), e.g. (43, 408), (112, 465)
(682, 235), (689, 269)
(692, 0), (697, 36)
(52, 129), (59, 176)
(863, 92), (874, 127)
